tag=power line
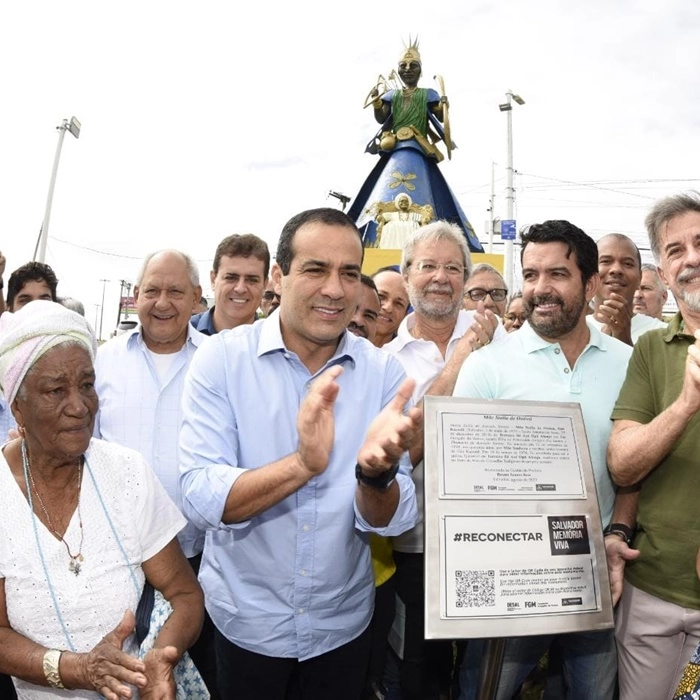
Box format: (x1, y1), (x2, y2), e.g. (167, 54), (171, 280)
(49, 236), (213, 264)
(518, 172), (656, 200)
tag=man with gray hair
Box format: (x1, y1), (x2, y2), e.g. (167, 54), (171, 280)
(384, 220), (504, 699)
(633, 263), (668, 321)
(462, 262), (509, 317)
(608, 192), (700, 698)
(58, 296), (86, 316)
(92, 249), (218, 697)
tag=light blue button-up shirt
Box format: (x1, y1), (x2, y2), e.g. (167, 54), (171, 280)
(94, 324), (206, 558)
(453, 321), (632, 527)
(179, 314), (417, 660)
(0, 394), (16, 442)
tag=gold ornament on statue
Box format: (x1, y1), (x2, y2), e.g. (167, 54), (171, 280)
(399, 36), (421, 66)
(379, 131), (397, 150)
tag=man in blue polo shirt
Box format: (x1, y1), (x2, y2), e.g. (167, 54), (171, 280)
(190, 233), (269, 334)
(454, 220), (634, 700)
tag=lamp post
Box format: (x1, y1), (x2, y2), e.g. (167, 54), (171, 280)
(498, 91), (524, 294)
(35, 117), (81, 263)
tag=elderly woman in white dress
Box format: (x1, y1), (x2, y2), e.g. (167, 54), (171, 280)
(0, 300), (203, 699)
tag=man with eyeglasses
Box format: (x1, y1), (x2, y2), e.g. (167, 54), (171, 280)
(503, 293), (525, 332)
(462, 263), (509, 317)
(383, 221), (505, 700)
(260, 278), (281, 317)
(191, 233), (270, 334)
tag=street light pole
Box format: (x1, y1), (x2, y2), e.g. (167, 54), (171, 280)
(499, 91), (524, 294)
(35, 117), (81, 263)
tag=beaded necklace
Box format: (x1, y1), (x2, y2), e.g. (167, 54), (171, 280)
(21, 439), (85, 575)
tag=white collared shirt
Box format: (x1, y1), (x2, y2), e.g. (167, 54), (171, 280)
(383, 310), (507, 553)
(588, 313), (667, 344)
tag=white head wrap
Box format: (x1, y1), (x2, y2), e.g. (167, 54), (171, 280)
(0, 300), (97, 406)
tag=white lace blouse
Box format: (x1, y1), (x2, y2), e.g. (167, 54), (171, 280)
(0, 438), (185, 699)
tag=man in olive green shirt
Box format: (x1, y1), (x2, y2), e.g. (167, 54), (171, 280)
(609, 192), (700, 699)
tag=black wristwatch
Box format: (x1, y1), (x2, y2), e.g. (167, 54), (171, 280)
(355, 462), (400, 491)
(603, 522), (635, 547)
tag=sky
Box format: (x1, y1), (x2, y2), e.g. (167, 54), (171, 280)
(2, 0), (700, 337)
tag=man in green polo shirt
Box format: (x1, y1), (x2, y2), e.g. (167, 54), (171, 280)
(608, 191), (700, 699)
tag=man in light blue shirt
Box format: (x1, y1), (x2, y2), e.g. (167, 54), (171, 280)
(0, 395), (16, 442)
(454, 220), (633, 700)
(180, 208), (419, 700)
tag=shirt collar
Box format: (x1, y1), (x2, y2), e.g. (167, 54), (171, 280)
(518, 318), (604, 353)
(193, 308), (217, 335)
(128, 323), (205, 351)
(391, 309), (493, 351)
(663, 312), (692, 342)
(390, 313), (417, 351)
(257, 312), (356, 369)
(392, 310), (466, 350)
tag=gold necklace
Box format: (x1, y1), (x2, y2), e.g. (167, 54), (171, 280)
(22, 440), (85, 575)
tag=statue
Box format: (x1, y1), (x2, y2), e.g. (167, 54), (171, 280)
(366, 40), (451, 163)
(348, 38), (483, 252)
(370, 193), (434, 249)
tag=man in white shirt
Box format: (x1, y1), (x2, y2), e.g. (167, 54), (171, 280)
(93, 249), (217, 697)
(371, 267), (410, 348)
(383, 220), (503, 700)
(633, 263), (668, 321)
(591, 233), (666, 344)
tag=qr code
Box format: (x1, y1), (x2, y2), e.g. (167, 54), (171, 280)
(455, 569), (496, 608)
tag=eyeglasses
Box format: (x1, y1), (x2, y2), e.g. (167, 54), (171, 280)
(503, 313), (526, 323)
(413, 260), (465, 277)
(262, 292), (281, 302)
(465, 287), (508, 302)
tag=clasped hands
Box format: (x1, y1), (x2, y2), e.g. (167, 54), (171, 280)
(460, 301), (499, 355)
(73, 610), (178, 700)
(594, 293), (633, 344)
(297, 366), (421, 480)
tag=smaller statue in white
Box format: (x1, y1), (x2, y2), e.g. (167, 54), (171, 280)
(370, 193), (434, 249)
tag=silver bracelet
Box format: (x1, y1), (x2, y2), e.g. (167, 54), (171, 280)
(42, 649), (65, 689)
